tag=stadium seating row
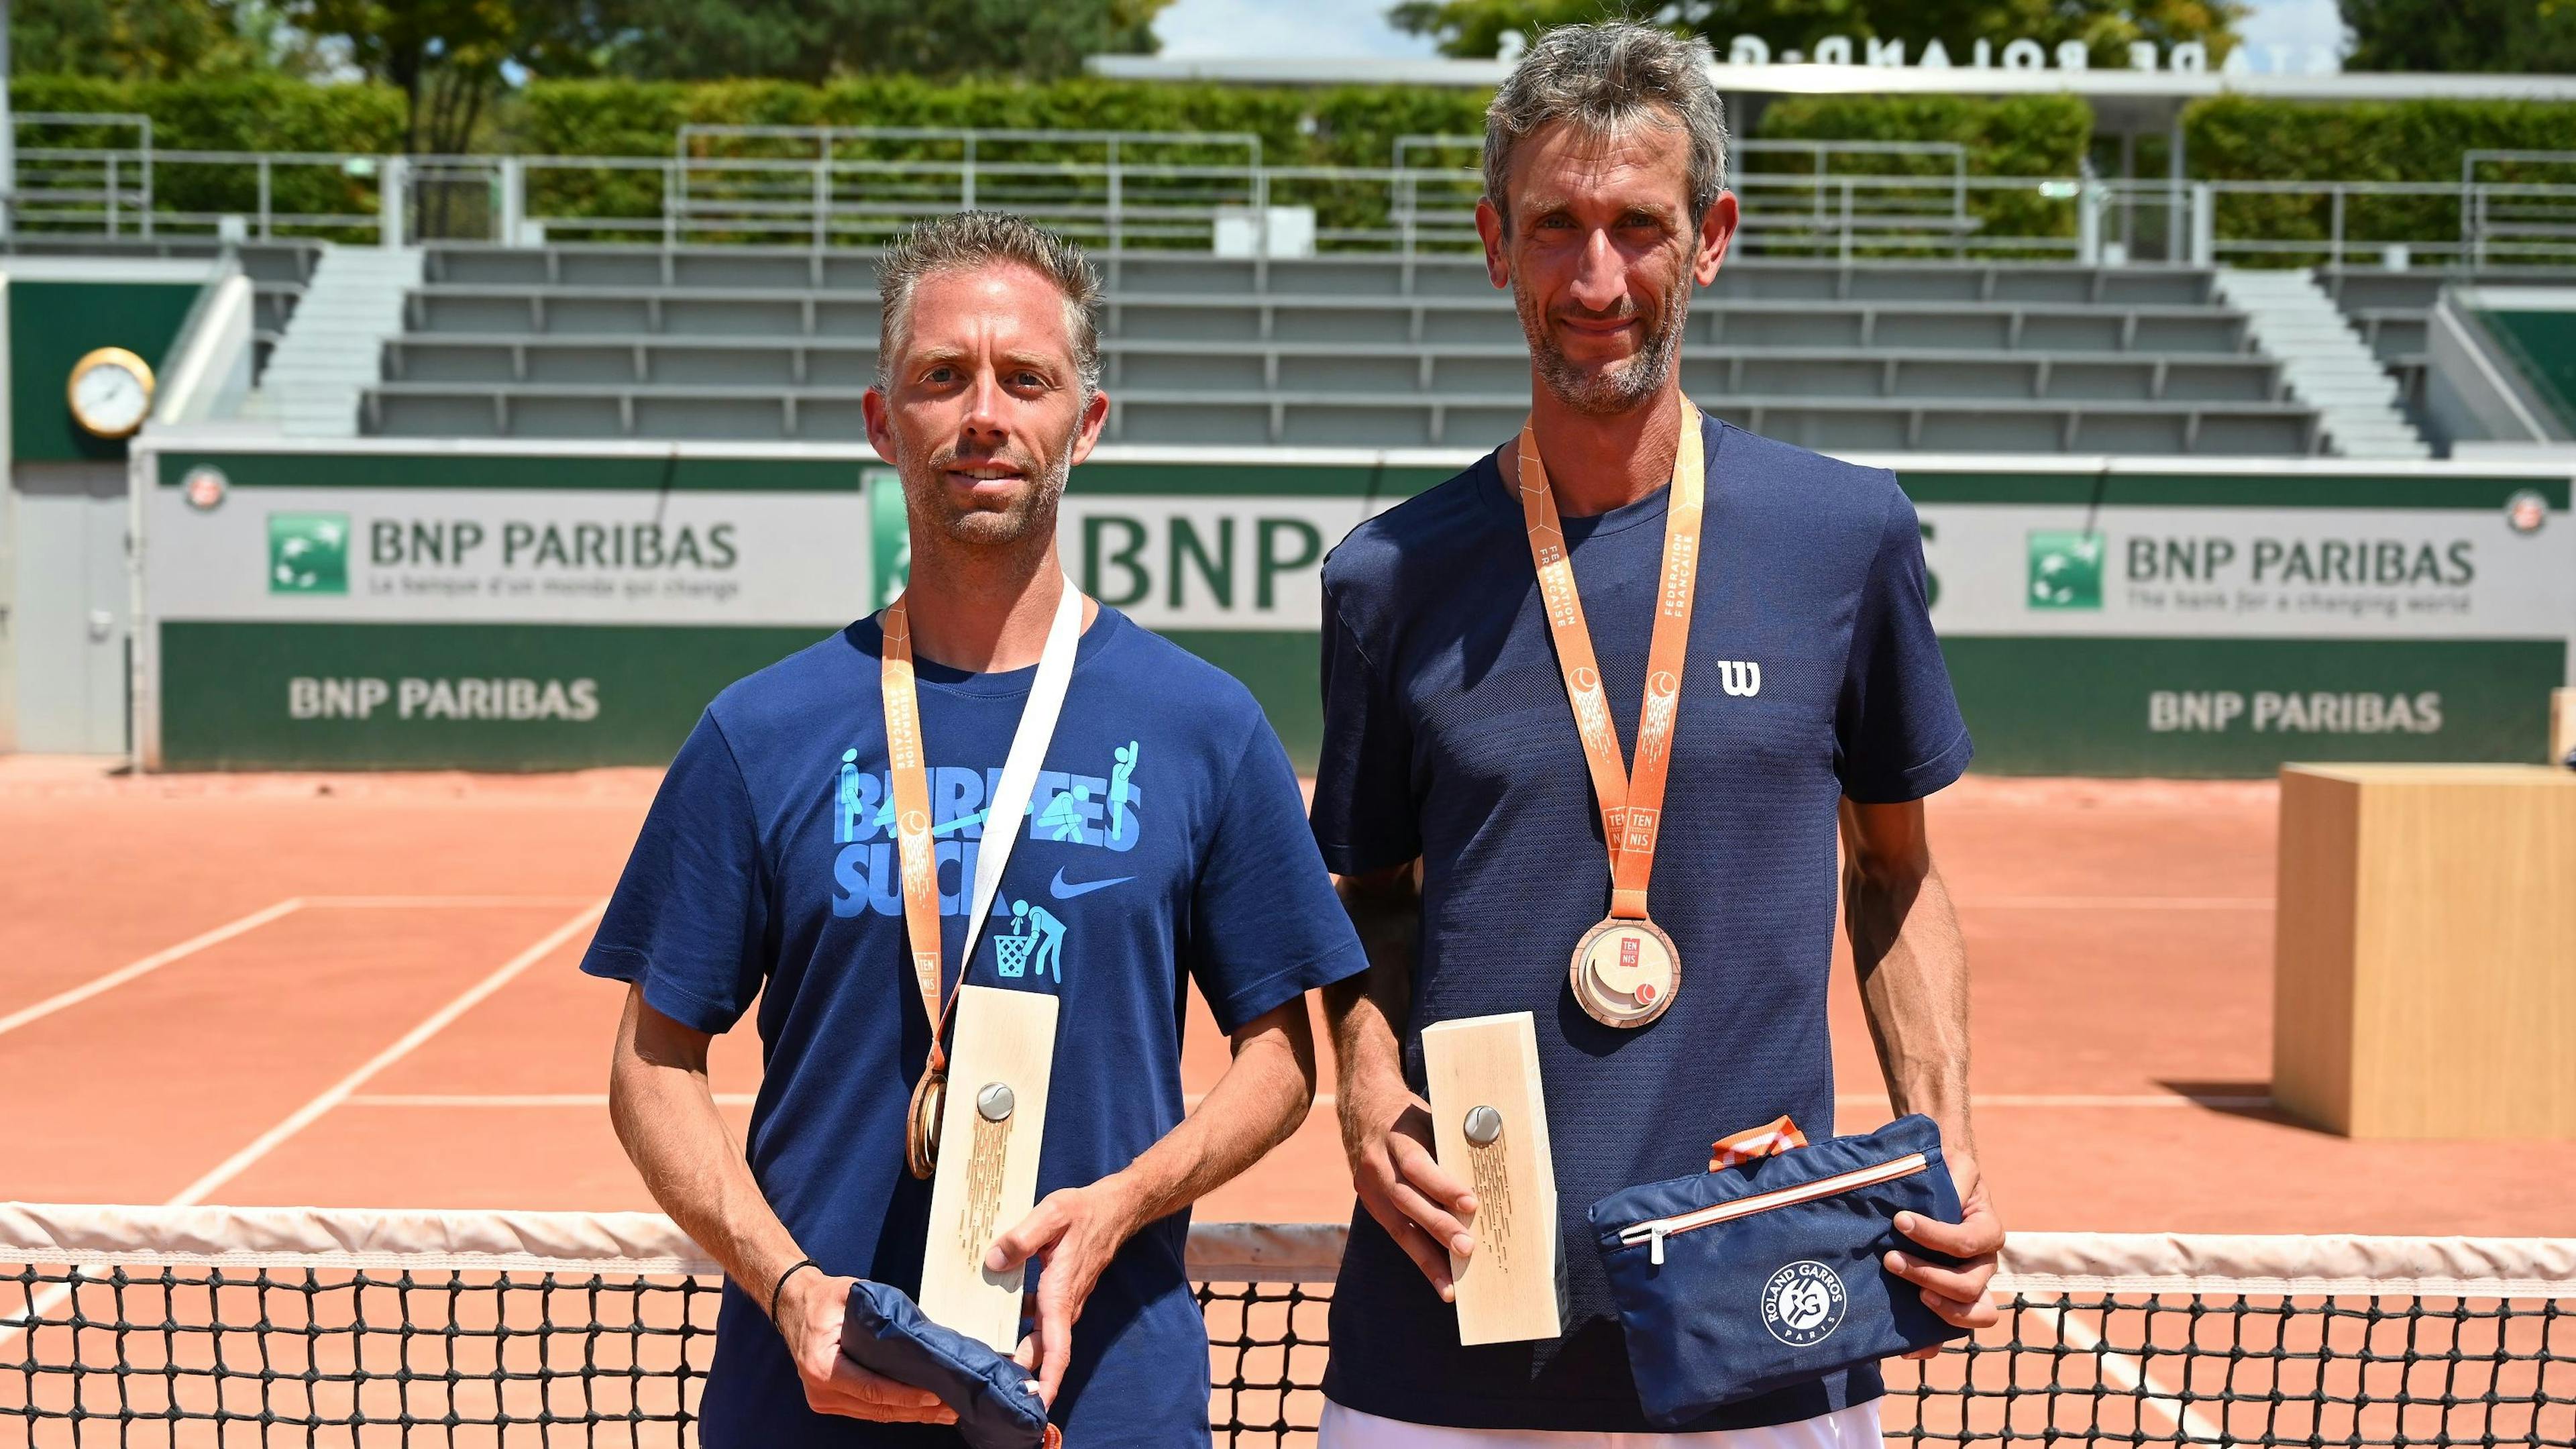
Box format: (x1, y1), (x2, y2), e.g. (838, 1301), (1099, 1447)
(383, 335), (2284, 402)
(421, 245), (2220, 307)
(370, 244), (2294, 451)
(363, 383), (2314, 453)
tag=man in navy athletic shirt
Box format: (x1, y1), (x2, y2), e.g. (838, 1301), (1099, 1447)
(586, 212), (1366, 1447)
(1311, 23), (2006, 1449)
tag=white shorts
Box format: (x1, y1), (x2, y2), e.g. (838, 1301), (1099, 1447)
(1318, 1399), (1884, 1449)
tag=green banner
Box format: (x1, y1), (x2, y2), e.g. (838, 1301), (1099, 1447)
(1945, 637), (2563, 775)
(157, 621), (830, 769)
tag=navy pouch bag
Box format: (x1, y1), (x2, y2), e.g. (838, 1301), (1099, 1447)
(1588, 1113), (1969, 1428)
(837, 1280), (1059, 1449)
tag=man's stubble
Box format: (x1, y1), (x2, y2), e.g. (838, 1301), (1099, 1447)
(1513, 267), (1693, 417)
(894, 414), (1082, 559)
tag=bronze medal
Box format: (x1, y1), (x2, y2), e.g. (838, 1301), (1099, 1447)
(1513, 406), (1707, 1029)
(905, 1064), (947, 1181)
(1569, 916), (1680, 1028)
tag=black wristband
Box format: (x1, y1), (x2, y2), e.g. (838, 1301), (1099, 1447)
(769, 1258), (819, 1322)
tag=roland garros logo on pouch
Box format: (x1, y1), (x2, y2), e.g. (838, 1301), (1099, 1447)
(1761, 1260), (1847, 1346)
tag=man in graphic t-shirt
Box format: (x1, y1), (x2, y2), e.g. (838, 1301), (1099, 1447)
(584, 212), (1366, 1448)
(1311, 23), (2006, 1449)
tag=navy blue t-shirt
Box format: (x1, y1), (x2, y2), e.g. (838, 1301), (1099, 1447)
(582, 606), (1367, 1449)
(1310, 418), (1971, 1434)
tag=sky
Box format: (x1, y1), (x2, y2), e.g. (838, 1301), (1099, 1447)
(1152, 0), (2350, 64)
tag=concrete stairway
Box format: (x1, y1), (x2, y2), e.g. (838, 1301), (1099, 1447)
(257, 244), (422, 436)
(2212, 267), (2432, 458)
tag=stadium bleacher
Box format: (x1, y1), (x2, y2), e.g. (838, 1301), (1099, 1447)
(359, 244), (2320, 453)
(2318, 264), (2576, 421)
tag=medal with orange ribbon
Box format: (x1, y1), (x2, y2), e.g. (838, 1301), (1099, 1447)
(1514, 407), (1705, 1029)
(880, 577), (1084, 1179)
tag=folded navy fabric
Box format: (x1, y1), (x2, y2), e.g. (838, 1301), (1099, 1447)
(837, 1280), (1055, 1449)
(1588, 1114), (1969, 1428)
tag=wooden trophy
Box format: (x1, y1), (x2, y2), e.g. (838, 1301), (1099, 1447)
(1421, 1012), (1562, 1344)
(2551, 687), (2575, 767)
(918, 984), (1061, 1350)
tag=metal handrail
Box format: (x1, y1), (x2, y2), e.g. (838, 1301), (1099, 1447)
(15, 133), (2576, 269)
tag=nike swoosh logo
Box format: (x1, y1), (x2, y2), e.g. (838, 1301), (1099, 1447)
(1049, 868), (1132, 900)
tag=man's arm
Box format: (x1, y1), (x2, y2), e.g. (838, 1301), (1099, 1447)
(1317, 862), (1479, 1300)
(985, 998), (1320, 1401)
(1839, 798), (2004, 1341)
(607, 987), (957, 1424)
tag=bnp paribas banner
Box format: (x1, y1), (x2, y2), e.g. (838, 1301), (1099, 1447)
(138, 444), (2573, 774)
(1906, 484), (2573, 774)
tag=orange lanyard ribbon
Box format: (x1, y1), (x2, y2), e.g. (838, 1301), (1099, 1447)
(877, 580), (1081, 1083)
(878, 595), (961, 1078)
(1513, 406), (1706, 922)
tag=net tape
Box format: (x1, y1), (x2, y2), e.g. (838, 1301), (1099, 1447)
(9, 1205), (2570, 1291)
(6, 1203), (2572, 1446)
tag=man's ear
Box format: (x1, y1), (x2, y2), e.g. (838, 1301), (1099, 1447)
(1476, 197), (1511, 290)
(1694, 192), (1739, 288)
(863, 386), (898, 464)
(1066, 384), (1112, 469)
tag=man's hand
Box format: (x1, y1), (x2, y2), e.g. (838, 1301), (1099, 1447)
(1340, 1071), (1477, 1301)
(1886, 1154), (2004, 1357)
(985, 1179), (1148, 1405)
(772, 1269), (958, 1424)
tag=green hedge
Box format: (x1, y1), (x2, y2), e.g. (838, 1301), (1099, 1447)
(516, 76), (1490, 164)
(1752, 95), (2094, 251)
(11, 75), (407, 236)
(13, 74), (405, 152)
(2186, 96), (2576, 262)
(516, 77), (1495, 246)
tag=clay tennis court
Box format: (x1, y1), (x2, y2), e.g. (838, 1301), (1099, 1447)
(6, 755), (2569, 1233)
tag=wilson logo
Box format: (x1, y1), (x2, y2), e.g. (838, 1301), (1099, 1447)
(1717, 660), (1763, 698)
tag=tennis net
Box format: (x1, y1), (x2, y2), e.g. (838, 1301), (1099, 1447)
(4, 1203), (2571, 1446)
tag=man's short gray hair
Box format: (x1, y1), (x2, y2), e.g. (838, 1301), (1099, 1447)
(1483, 22), (1730, 225)
(875, 211), (1103, 395)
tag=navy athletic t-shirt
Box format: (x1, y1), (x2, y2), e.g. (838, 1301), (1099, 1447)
(582, 605), (1367, 1449)
(1310, 417), (1972, 1434)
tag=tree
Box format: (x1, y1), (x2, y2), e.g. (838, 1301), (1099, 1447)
(2341, 0), (2576, 72)
(556, 0), (1174, 84)
(1387, 0), (2241, 68)
(8, 0), (274, 80)
(285, 0), (504, 156)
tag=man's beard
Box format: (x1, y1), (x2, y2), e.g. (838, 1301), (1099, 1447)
(1516, 280), (1690, 417)
(899, 425), (1077, 551)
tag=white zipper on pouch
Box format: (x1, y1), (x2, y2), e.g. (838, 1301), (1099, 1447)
(1619, 1152), (1929, 1266)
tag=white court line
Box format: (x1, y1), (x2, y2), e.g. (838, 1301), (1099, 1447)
(4, 903), (606, 1348)
(0, 896), (603, 1039)
(1960, 896), (2271, 910)
(167, 901), (608, 1208)
(346, 1092), (758, 1108)
(302, 895), (608, 908)
(2023, 1300), (2226, 1443)
(0, 898), (307, 1041)
(1837, 1092), (2275, 1110)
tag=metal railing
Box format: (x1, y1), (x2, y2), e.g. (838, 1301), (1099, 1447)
(12, 123), (2576, 272)
(14, 113), (154, 237)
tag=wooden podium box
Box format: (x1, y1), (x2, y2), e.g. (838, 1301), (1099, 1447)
(2274, 765), (2576, 1138)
